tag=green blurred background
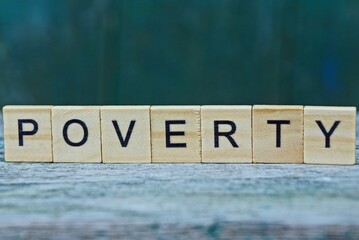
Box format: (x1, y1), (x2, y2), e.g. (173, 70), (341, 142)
(0, 0), (358, 107)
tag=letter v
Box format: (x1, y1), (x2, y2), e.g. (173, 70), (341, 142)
(112, 120), (136, 147)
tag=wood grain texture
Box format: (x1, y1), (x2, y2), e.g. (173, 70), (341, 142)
(304, 106), (356, 165)
(201, 106), (252, 163)
(3, 105), (53, 162)
(253, 105), (304, 163)
(151, 106), (201, 163)
(1, 113), (359, 239)
(52, 106), (101, 163)
(101, 106), (151, 163)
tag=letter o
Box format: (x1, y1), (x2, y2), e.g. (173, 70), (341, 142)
(63, 119), (88, 147)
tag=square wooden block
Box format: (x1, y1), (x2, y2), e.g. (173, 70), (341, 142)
(304, 106), (356, 165)
(253, 105), (304, 163)
(101, 106), (151, 163)
(151, 106), (201, 163)
(3, 106), (53, 162)
(52, 106), (101, 163)
(201, 106), (252, 163)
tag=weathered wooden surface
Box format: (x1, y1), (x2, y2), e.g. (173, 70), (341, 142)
(0, 114), (359, 239)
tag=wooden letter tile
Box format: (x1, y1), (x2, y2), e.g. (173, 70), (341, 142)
(151, 106), (201, 163)
(253, 105), (303, 163)
(201, 106), (252, 163)
(101, 106), (151, 163)
(3, 106), (53, 162)
(52, 106), (101, 163)
(304, 106), (356, 165)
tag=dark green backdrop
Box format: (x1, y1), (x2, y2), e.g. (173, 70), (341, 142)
(0, 0), (359, 107)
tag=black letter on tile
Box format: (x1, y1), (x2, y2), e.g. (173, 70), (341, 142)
(112, 120), (136, 147)
(165, 120), (186, 148)
(315, 120), (340, 148)
(214, 120), (239, 148)
(267, 120), (291, 148)
(18, 119), (38, 146)
(63, 119), (88, 147)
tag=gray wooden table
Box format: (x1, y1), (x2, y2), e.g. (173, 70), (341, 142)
(1, 114), (359, 239)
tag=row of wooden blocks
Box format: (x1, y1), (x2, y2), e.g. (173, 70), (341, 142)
(3, 105), (357, 165)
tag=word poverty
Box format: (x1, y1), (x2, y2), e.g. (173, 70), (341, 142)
(2, 105), (356, 165)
